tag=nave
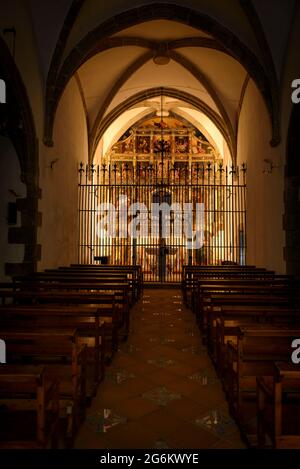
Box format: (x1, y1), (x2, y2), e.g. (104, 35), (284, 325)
(75, 289), (245, 449)
(1, 263), (300, 449)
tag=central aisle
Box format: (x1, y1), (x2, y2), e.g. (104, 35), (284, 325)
(75, 289), (245, 449)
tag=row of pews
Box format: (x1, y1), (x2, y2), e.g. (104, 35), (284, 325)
(182, 264), (300, 448)
(0, 264), (143, 448)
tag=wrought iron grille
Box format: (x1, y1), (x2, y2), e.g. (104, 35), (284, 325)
(78, 162), (247, 283)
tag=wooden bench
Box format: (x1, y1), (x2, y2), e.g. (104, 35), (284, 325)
(213, 306), (300, 375)
(21, 269), (138, 304)
(207, 305), (300, 363)
(13, 273), (134, 306)
(182, 269), (281, 307)
(1, 328), (86, 447)
(257, 362), (300, 448)
(0, 288), (129, 337)
(69, 263), (143, 294)
(0, 365), (59, 448)
(198, 293), (294, 335)
(59, 265), (143, 300)
(0, 302), (117, 393)
(190, 276), (297, 311)
(226, 325), (300, 439)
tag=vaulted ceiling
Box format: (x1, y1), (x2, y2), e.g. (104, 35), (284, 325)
(19, 1), (298, 161)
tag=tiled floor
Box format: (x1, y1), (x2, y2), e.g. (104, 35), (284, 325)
(75, 289), (245, 449)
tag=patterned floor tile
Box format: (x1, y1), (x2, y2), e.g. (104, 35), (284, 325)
(142, 386), (182, 406)
(106, 368), (135, 385)
(194, 409), (236, 438)
(147, 356), (176, 368)
(75, 288), (244, 449)
(86, 409), (127, 433)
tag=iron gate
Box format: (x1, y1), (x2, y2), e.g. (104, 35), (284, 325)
(78, 162), (247, 282)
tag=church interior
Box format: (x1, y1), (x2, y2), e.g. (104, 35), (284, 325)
(1, 0), (300, 453)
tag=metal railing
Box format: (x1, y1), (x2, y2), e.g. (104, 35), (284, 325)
(78, 162), (247, 283)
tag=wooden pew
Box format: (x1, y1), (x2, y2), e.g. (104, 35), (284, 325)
(257, 362), (300, 448)
(41, 267), (140, 304)
(0, 288), (130, 338)
(182, 264), (260, 283)
(9, 276), (131, 329)
(0, 302), (117, 393)
(198, 293), (294, 335)
(1, 329), (86, 447)
(0, 365), (59, 448)
(20, 269), (137, 304)
(212, 306), (300, 376)
(58, 265), (143, 301)
(190, 276), (297, 312)
(183, 268), (281, 306)
(198, 283), (299, 329)
(69, 263), (143, 296)
(225, 325), (300, 440)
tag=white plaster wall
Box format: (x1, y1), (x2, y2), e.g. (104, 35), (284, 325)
(38, 77), (88, 269)
(237, 79), (285, 273)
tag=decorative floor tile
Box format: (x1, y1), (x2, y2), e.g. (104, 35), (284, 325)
(118, 344), (141, 354)
(154, 322), (176, 329)
(142, 386), (182, 406)
(106, 368), (135, 385)
(181, 345), (207, 355)
(189, 370), (217, 386)
(149, 337), (176, 346)
(152, 312), (171, 318)
(194, 410), (236, 438)
(147, 356), (176, 368)
(185, 328), (197, 336)
(160, 337), (176, 345)
(86, 409), (127, 433)
(75, 289), (244, 449)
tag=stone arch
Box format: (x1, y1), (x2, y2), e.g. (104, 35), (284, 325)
(44, 3), (280, 149)
(0, 36), (40, 276)
(90, 87), (233, 163)
(89, 49), (235, 161)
